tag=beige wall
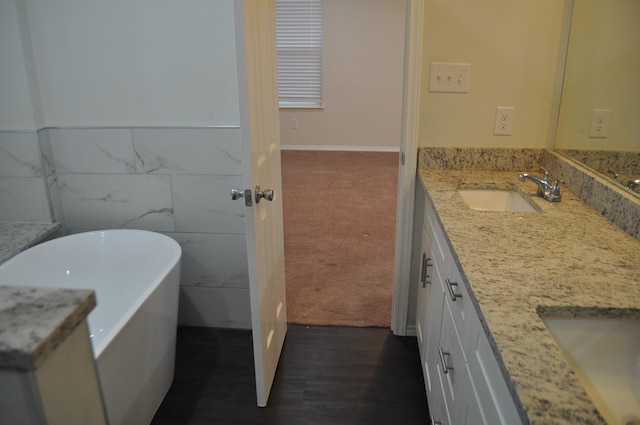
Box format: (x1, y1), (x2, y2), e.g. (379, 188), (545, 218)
(419, 0), (567, 148)
(279, 0), (406, 151)
(555, 0), (640, 151)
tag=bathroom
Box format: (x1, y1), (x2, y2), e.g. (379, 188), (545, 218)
(1, 0), (639, 424)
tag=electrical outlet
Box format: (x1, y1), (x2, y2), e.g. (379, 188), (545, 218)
(589, 109), (610, 138)
(494, 107), (515, 135)
(291, 118), (299, 129)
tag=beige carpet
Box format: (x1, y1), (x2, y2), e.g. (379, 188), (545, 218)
(281, 151), (398, 327)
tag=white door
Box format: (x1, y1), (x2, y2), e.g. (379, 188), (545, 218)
(234, 0), (287, 407)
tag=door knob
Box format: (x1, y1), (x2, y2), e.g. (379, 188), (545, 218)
(255, 186), (274, 203)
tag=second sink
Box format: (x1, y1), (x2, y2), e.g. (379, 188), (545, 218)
(458, 189), (537, 212)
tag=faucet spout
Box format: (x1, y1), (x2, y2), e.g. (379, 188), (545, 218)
(518, 167), (562, 202)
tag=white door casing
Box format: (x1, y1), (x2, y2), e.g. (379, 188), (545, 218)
(392, 0), (424, 336)
(234, 0), (287, 407)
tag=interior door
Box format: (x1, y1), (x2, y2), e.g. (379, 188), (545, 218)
(234, 0), (287, 407)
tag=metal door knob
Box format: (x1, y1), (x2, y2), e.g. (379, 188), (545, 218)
(255, 186), (274, 203)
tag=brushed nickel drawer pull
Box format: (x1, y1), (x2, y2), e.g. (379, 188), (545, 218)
(438, 346), (454, 374)
(421, 254), (433, 287)
(445, 278), (462, 302)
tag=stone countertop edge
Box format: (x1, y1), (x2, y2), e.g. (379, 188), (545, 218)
(418, 169), (640, 425)
(0, 222), (63, 265)
(0, 286), (96, 370)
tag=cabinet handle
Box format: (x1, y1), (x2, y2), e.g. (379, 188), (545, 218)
(438, 346), (454, 374)
(430, 416), (442, 425)
(421, 254), (433, 287)
(445, 278), (462, 302)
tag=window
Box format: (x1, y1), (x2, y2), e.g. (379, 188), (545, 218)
(275, 0), (323, 108)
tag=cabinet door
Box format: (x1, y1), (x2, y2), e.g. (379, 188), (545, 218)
(439, 296), (467, 415)
(424, 255), (446, 402)
(467, 326), (523, 425)
(458, 366), (489, 425)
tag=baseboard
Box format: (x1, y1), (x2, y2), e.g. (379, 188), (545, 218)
(404, 324), (417, 337)
(280, 145), (400, 153)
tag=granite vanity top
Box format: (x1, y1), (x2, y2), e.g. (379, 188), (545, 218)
(0, 286), (96, 370)
(0, 221), (90, 370)
(0, 222), (62, 264)
(419, 169), (640, 425)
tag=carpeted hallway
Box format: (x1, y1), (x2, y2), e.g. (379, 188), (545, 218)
(281, 150), (399, 327)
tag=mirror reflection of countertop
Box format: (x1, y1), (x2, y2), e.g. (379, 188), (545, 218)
(419, 169), (640, 425)
(0, 222), (62, 264)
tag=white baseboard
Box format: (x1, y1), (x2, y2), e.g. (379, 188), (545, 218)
(280, 145), (400, 153)
(404, 324), (417, 337)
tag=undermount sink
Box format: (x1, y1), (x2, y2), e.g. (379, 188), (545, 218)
(457, 189), (537, 212)
(543, 317), (640, 425)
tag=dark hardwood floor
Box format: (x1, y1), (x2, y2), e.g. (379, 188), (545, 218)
(151, 325), (429, 425)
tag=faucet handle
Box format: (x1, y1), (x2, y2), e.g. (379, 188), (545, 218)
(539, 167), (550, 182)
(608, 169), (620, 183)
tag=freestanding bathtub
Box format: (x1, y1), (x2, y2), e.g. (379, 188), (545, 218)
(0, 229), (182, 425)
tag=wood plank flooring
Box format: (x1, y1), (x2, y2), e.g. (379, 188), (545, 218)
(151, 325), (429, 425)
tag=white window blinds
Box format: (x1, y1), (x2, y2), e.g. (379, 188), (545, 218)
(276, 0), (323, 108)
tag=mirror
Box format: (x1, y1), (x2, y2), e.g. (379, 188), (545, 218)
(554, 0), (640, 196)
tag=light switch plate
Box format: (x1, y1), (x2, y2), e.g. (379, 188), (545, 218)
(429, 63), (471, 93)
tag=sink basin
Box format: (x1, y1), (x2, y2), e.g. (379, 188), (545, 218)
(457, 189), (537, 212)
(543, 317), (640, 425)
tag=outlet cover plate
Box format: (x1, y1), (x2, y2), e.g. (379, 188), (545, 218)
(589, 109), (611, 138)
(429, 63), (471, 93)
(494, 106), (515, 135)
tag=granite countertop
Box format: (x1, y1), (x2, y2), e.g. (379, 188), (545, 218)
(419, 169), (640, 425)
(0, 222), (62, 264)
(0, 286), (96, 370)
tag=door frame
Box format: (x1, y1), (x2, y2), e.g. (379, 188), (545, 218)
(391, 0), (424, 336)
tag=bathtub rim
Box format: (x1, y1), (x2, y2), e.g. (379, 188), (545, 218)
(0, 228), (182, 358)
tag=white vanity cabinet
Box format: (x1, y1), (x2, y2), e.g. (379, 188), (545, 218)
(416, 186), (522, 425)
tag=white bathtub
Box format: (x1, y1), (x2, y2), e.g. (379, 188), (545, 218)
(0, 229), (182, 425)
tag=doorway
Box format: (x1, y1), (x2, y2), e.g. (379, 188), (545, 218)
(278, 0), (407, 327)
(281, 150), (398, 327)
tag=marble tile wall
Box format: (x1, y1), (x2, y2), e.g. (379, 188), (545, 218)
(1, 127), (252, 329)
(0, 131), (53, 222)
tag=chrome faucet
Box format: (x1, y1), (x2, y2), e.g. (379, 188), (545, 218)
(518, 167), (562, 202)
(627, 179), (640, 193)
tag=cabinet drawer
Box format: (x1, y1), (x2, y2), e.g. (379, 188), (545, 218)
(444, 264), (476, 359)
(425, 204), (448, 267)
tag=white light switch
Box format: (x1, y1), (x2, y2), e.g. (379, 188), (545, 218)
(429, 63), (471, 93)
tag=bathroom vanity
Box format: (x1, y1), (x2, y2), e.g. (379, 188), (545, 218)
(0, 221), (108, 424)
(414, 167), (640, 424)
(0, 286), (107, 425)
